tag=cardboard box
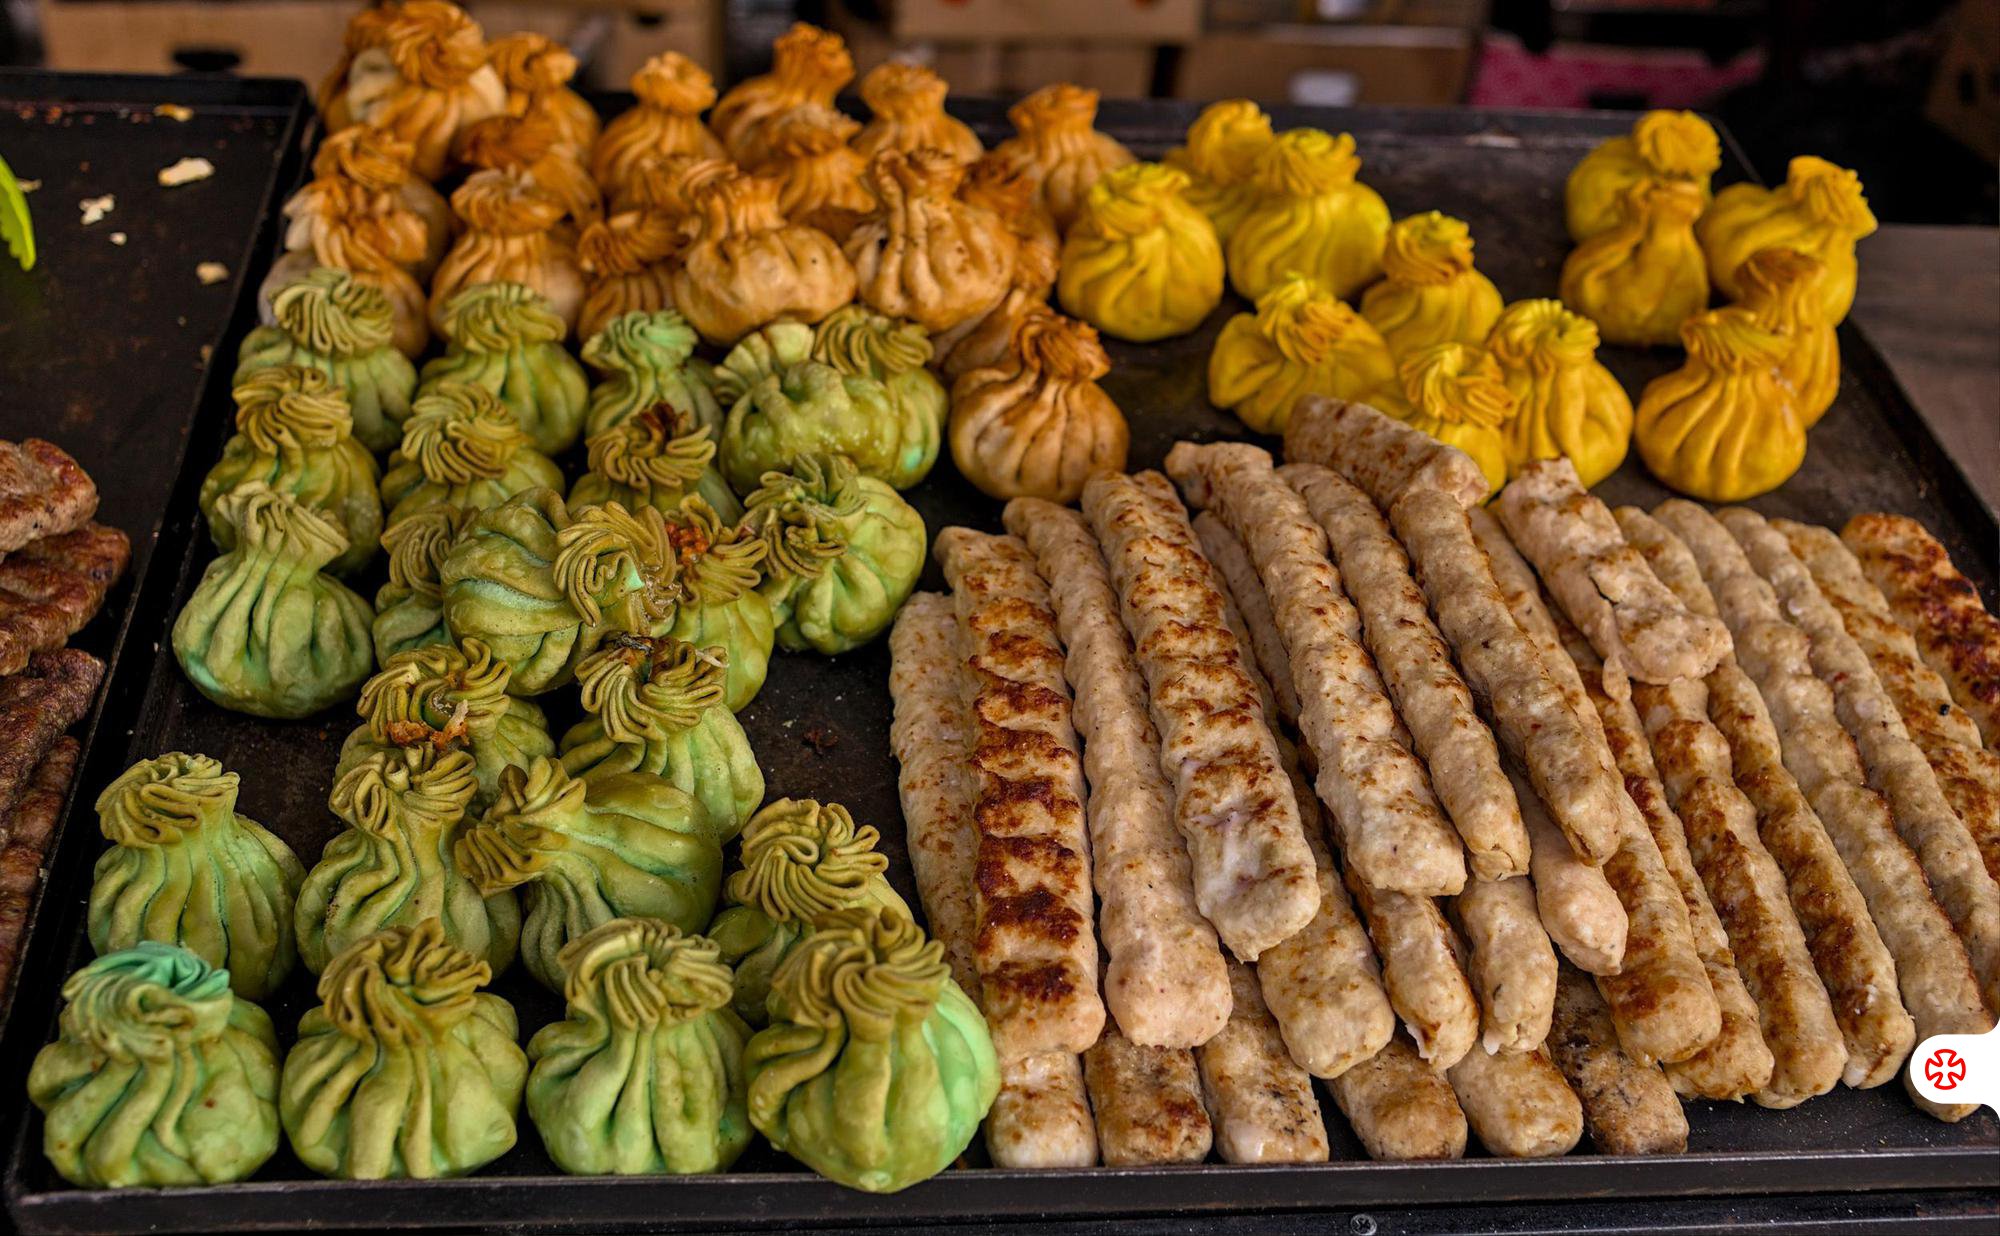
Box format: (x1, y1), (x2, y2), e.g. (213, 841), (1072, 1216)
(1002, 42), (1156, 97)
(34, 0), (721, 88)
(1926, 0), (1999, 163)
(1173, 24), (1473, 105)
(1205, 0), (1484, 29)
(887, 0), (1200, 46)
(831, 0), (1007, 93)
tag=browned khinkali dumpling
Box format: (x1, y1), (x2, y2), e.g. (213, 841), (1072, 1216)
(335, 0), (505, 181)
(983, 84), (1134, 232)
(263, 176), (431, 358)
(670, 171), (857, 346)
(454, 111), (603, 236)
(576, 212), (681, 344)
(854, 63), (982, 166)
(487, 32), (600, 155)
(592, 53), (727, 200)
(845, 149), (1016, 337)
(310, 127), (452, 281)
(430, 169), (586, 338)
(756, 105), (875, 242)
(948, 310), (1128, 503)
(710, 23), (853, 168)
(959, 155), (1059, 302)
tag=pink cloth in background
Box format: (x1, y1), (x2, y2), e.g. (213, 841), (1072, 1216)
(1470, 31), (1766, 110)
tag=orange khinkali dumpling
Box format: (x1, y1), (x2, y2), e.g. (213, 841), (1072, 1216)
(309, 127), (451, 281)
(1696, 155), (1877, 323)
(1733, 247), (1838, 426)
(960, 156), (1059, 302)
(1565, 110), (1719, 243)
(1360, 212), (1504, 359)
(486, 32), (600, 156)
(710, 23), (853, 166)
(576, 211), (681, 344)
(854, 63), (982, 166)
(611, 153), (736, 232)
(846, 149), (1016, 336)
(263, 176), (430, 357)
(1559, 177), (1707, 348)
(592, 53), (726, 199)
(430, 169), (586, 338)
(336, 0), (505, 180)
(670, 171), (856, 345)
(454, 111), (603, 235)
(1164, 99), (1274, 243)
(757, 105), (875, 242)
(984, 84), (1134, 232)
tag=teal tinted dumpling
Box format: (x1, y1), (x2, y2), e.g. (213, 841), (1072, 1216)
(558, 634), (764, 842)
(200, 366), (383, 578)
(294, 747), (521, 975)
(581, 308), (722, 439)
(280, 921), (526, 1180)
(237, 266), (418, 453)
(172, 483), (374, 719)
(658, 497), (773, 711)
(527, 918), (753, 1175)
(454, 758), (723, 991)
(440, 490), (682, 695)
(88, 752), (303, 1000)
(745, 910), (998, 1193)
(372, 503), (472, 664)
(570, 402), (741, 523)
(743, 455), (925, 655)
(377, 383), (565, 530)
(420, 281), (589, 455)
(29, 943), (281, 1188)
(810, 305), (946, 489)
(714, 323), (914, 495)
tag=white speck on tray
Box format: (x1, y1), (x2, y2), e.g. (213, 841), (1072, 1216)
(17, 179), (39, 193)
(108, 232), (127, 246)
(157, 156), (215, 187)
(196, 261), (229, 285)
(78, 194), (114, 225)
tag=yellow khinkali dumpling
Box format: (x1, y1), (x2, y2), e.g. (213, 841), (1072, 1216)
(591, 53), (726, 200)
(1565, 110), (1720, 242)
(1697, 155), (1876, 323)
(1164, 99), (1274, 243)
(983, 84), (1135, 232)
(1733, 247), (1839, 426)
(1635, 307), (1804, 502)
(1487, 299), (1632, 489)
(1558, 177), (1707, 347)
(1227, 129), (1390, 302)
(1360, 212), (1504, 359)
(1057, 164), (1223, 343)
(854, 63), (983, 166)
(710, 23), (853, 167)
(670, 171), (857, 345)
(1207, 274), (1400, 434)
(845, 150), (1016, 336)
(429, 169), (586, 339)
(1390, 342), (1517, 499)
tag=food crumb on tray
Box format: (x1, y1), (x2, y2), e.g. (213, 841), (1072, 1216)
(108, 232), (126, 246)
(77, 194), (112, 225)
(195, 261), (229, 285)
(153, 104), (194, 122)
(157, 157), (214, 187)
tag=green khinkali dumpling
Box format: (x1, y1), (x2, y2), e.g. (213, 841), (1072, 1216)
(660, 498), (772, 711)
(526, 918), (753, 1176)
(372, 502), (472, 664)
(715, 323), (906, 495)
(280, 920), (526, 1180)
(454, 758), (722, 991)
(200, 366), (382, 578)
(88, 753), (303, 1001)
(745, 909), (998, 1193)
(336, 638), (554, 812)
(581, 308), (721, 439)
(810, 305), (946, 489)
(172, 483), (374, 719)
(378, 383), (565, 530)
(29, 944), (280, 1188)
(294, 747), (521, 975)
(440, 490), (682, 695)
(707, 799), (910, 1026)
(236, 266), (418, 453)
(570, 403), (741, 524)
(419, 282), (589, 455)
(743, 455), (925, 655)
(558, 634), (764, 842)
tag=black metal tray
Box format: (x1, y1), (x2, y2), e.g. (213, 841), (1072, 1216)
(0, 69), (312, 1026)
(3, 95), (1995, 1234)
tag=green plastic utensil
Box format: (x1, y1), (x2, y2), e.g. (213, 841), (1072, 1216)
(0, 153), (36, 271)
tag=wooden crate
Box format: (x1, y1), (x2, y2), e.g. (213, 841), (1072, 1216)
(1171, 23), (1474, 105)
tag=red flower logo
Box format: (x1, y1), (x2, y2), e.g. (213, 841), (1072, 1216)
(1924, 1048), (1966, 1091)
